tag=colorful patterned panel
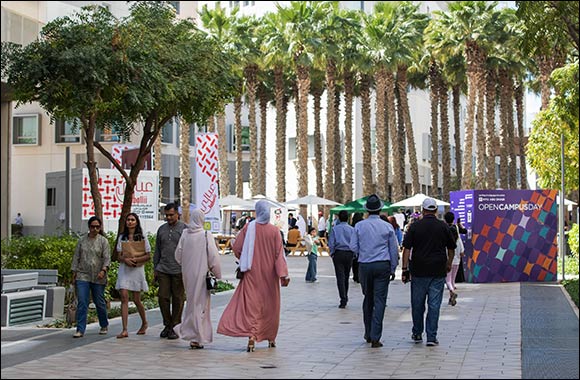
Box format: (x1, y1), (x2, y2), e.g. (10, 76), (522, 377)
(451, 190), (559, 283)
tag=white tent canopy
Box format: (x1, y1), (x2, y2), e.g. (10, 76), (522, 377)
(285, 194), (342, 206)
(219, 195), (254, 209)
(391, 193), (450, 208)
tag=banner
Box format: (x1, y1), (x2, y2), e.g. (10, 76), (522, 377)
(82, 168), (159, 220)
(195, 133), (221, 232)
(450, 189), (558, 283)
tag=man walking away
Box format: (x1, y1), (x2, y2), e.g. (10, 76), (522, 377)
(349, 194), (399, 348)
(401, 197), (456, 347)
(328, 210), (355, 308)
(154, 203), (186, 340)
(317, 211), (327, 238)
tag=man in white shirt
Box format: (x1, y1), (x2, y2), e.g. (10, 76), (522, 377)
(317, 211), (326, 238)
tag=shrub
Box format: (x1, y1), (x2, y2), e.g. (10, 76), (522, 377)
(562, 279), (579, 308)
(568, 223), (579, 256)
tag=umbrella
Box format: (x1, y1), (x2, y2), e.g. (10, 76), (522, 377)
(391, 193), (450, 208)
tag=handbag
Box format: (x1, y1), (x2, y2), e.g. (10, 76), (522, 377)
(205, 232), (218, 291)
(121, 240), (147, 266)
(235, 264), (244, 280)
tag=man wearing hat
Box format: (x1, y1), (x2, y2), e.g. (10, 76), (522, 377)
(349, 194), (399, 348)
(401, 197), (456, 347)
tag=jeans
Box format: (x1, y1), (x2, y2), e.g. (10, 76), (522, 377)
(305, 253), (318, 281)
(76, 280), (108, 334)
(332, 250), (353, 305)
(157, 272), (185, 328)
(359, 261), (391, 342)
(411, 276), (445, 342)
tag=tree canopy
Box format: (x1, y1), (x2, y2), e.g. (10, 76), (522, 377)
(527, 61), (579, 190)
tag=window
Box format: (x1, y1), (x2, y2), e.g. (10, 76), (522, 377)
(95, 127), (120, 143)
(228, 124), (250, 152)
(55, 118), (81, 143)
(288, 135), (315, 160)
(162, 118), (175, 144)
(13, 114), (40, 145)
(168, 1), (180, 14)
(189, 123), (196, 146)
(47, 188), (56, 207)
(1, 8), (41, 46)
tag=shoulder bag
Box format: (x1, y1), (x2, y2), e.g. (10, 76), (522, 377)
(205, 231), (218, 291)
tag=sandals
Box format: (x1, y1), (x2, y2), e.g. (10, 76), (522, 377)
(189, 342), (204, 349)
(116, 331), (129, 339)
(268, 340), (276, 348)
(247, 337), (255, 352)
(136, 322), (148, 335)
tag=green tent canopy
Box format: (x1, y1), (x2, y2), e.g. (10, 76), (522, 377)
(328, 195), (393, 232)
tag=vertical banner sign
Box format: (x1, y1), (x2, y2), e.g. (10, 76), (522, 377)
(82, 168), (159, 220)
(195, 133), (221, 232)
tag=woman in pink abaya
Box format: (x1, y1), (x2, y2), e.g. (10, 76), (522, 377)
(217, 200), (290, 352)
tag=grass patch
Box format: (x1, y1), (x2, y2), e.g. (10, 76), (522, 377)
(562, 278), (579, 308)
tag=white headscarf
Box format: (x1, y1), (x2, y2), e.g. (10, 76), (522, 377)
(296, 215), (306, 237)
(240, 200), (271, 272)
(188, 209), (205, 232)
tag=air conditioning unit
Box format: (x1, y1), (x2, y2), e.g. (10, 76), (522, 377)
(1, 290), (46, 327)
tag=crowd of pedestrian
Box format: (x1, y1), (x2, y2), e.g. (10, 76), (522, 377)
(70, 195), (466, 351)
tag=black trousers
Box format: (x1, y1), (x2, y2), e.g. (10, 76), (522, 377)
(157, 272), (185, 328)
(332, 250), (354, 305)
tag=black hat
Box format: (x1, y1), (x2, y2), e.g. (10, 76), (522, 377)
(365, 194), (384, 212)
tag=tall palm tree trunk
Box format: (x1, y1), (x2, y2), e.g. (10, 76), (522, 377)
(343, 70), (354, 202)
(334, 90), (343, 203)
(462, 41), (479, 189)
(180, 117), (191, 224)
(360, 74), (374, 195)
(398, 68), (420, 194)
(245, 65), (259, 196)
(258, 85), (268, 195)
(452, 86), (462, 186)
(429, 62), (440, 197)
(313, 89), (323, 197)
(217, 112), (229, 197)
(324, 60), (337, 202)
(394, 77), (406, 200)
(385, 71), (398, 203)
(506, 75), (517, 190)
(484, 71), (497, 189)
(514, 83), (527, 189)
(439, 79), (451, 202)
(234, 95), (243, 197)
(374, 66), (388, 198)
(297, 64), (310, 215)
(274, 67), (286, 202)
(207, 116), (215, 132)
(498, 69), (510, 189)
(475, 67), (487, 189)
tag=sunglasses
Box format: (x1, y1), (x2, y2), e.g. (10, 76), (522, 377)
(90, 225), (101, 229)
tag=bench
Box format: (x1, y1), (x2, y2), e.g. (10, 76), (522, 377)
(1, 270), (64, 322)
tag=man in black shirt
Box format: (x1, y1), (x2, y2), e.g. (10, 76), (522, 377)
(401, 197), (456, 347)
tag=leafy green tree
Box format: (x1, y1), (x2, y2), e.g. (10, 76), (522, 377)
(527, 62), (579, 191)
(3, 3), (237, 239)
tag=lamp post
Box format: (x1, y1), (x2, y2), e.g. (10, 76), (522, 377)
(559, 133), (565, 281)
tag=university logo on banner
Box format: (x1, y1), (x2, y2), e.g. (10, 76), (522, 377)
(195, 133), (221, 232)
(82, 168), (159, 220)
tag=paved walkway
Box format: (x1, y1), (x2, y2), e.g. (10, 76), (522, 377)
(1, 256), (578, 379)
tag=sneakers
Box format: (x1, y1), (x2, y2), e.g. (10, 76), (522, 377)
(370, 341), (383, 348)
(160, 326), (170, 338)
(426, 340), (439, 346)
(72, 331), (84, 338)
(99, 327), (108, 335)
(411, 334), (422, 343)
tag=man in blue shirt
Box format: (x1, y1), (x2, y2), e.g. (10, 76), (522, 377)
(349, 194), (399, 348)
(328, 210), (355, 309)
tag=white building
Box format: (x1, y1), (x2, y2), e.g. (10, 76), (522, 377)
(2, 1), (538, 237)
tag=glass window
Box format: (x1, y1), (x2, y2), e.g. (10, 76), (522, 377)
(229, 125), (250, 152)
(13, 114), (40, 145)
(288, 135), (315, 160)
(95, 127), (120, 143)
(162, 118), (174, 144)
(189, 124), (196, 146)
(47, 188), (56, 207)
(55, 118), (81, 143)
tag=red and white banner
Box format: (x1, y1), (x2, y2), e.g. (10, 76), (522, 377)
(82, 168), (159, 220)
(195, 133), (221, 232)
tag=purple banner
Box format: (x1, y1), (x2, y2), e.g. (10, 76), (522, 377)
(450, 189), (558, 283)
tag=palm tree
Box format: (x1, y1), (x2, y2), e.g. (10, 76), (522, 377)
(199, 4), (236, 197)
(360, 71), (374, 196)
(310, 69), (325, 197)
(262, 11), (291, 201)
(514, 82), (527, 188)
(179, 117), (191, 223)
(429, 61), (441, 197)
(154, 129), (163, 206)
(257, 81), (271, 195)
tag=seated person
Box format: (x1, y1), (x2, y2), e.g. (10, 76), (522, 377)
(286, 226), (301, 247)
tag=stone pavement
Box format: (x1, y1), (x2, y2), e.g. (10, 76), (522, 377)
(1, 256), (578, 379)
